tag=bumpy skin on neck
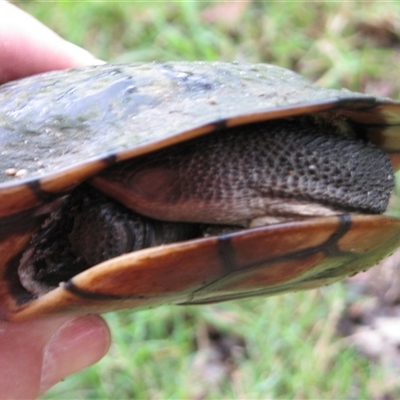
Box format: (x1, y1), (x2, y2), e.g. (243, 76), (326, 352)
(93, 118), (394, 225)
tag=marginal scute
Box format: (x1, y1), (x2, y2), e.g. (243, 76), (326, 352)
(9, 215), (400, 321)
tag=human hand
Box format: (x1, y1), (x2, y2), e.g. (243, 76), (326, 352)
(0, 3), (110, 399)
(0, 316), (110, 399)
(0, 1), (102, 84)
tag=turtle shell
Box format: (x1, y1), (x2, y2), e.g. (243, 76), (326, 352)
(1, 61), (400, 321)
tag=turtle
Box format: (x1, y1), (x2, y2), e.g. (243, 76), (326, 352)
(1, 61), (400, 321)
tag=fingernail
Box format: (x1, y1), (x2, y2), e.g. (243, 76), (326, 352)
(40, 315), (110, 393)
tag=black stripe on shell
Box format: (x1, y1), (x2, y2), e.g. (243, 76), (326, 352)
(27, 180), (64, 203)
(64, 280), (134, 301)
(179, 215), (353, 304)
(62, 216), (352, 303)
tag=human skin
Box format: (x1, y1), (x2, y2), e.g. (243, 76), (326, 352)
(0, 1), (102, 84)
(0, 2), (111, 399)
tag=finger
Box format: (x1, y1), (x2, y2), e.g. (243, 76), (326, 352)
(0, 2), (103, 84)
(39, 315), (111, 394)
(0, 316), (71, 399)
(0, 315), (110, 399)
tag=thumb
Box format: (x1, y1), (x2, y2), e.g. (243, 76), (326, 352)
(0, 315), (110, 399)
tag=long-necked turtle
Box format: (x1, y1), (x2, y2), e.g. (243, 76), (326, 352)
(1, 62), (400, 320)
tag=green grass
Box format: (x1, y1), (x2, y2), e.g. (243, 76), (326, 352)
(12, 1), (400, 398)
(43, 287), (393, 399)
(18, 1), (400, 96)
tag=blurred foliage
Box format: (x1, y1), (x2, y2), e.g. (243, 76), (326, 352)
(10, 1), (400, 398)
(18, 0), (400, 96)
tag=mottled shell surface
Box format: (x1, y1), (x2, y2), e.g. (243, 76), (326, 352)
(2, 62), (400, 216)
(1, 62), (400, 320)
